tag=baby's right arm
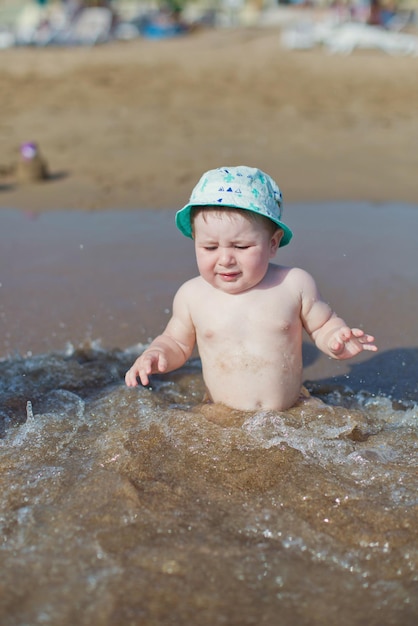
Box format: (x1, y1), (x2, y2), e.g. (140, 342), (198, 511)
(125, 335), (190, 387)
(125, 284), (196, 387)
(296, 268), (377, 359)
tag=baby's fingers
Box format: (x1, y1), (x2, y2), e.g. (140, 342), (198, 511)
(359, 335), (378, 351)
(329, 326), (351, 351)
(155, 352), (168, 373)
(362, 343), (378, 351)
(141, 351), (168, 378)
(125, 350), (169, 389)
(125, 355), (154, 387)
(351, 328), (378, 350)
(125, 366), (143, 387)
(351, 328), (371, 340)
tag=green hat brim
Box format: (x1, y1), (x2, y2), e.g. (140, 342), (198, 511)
(175, 203), (293, 248)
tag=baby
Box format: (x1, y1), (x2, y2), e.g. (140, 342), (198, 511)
(125, 166), (377, 411)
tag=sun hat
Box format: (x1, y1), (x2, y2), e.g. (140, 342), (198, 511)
(175, 166), (293, 247)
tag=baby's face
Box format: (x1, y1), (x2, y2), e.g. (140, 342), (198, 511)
(193, 210), (281, 294)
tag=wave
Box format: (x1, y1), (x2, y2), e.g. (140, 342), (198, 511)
(0, 344), (417, 625)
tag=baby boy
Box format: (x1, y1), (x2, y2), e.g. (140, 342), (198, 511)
(125, 166), (377, 411)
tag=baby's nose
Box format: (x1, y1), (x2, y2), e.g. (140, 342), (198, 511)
(219, 248), (235, 266)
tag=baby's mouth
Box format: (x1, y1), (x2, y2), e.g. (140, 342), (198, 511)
(218, 271), (240, 281)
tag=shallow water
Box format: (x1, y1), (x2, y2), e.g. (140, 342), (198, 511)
(0, 205), (417, 625)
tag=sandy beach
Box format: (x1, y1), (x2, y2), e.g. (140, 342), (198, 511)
(1, 21), (418, 212)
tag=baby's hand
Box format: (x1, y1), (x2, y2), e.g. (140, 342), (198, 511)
(328, 327), (378, 360)
(125, 349), (168, 387)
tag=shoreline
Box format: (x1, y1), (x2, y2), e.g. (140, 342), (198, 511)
(1, 201), (417, 366)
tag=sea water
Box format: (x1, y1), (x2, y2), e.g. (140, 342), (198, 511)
(0, 206), (417, 625)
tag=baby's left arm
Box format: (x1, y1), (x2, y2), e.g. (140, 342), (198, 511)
(313, 321), (377, 360)
(295, 269), (378, 360)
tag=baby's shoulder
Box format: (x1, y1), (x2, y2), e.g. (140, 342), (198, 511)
(270, 264), (315, 287)
(175, 276), (206, 299)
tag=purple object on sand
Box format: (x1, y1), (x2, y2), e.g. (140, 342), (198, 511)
(20, 142), (38, 160)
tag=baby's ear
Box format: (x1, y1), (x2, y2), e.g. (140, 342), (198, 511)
(270, 229), (283, 254)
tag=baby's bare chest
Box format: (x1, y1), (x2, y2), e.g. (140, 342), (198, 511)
(192, 292), (301, 343)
